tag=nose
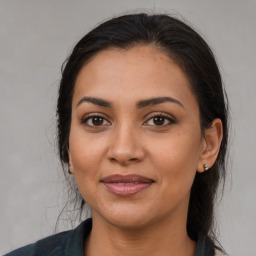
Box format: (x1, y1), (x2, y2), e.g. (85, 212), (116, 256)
(107, 124), (145, 166)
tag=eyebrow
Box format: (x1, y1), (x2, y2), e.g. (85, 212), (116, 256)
(76, 97), (112, 108)
(137, 97), (184, 109)
(76, 96), (184, 109)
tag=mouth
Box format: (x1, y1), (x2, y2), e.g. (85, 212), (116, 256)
(100, 174), (154, 196)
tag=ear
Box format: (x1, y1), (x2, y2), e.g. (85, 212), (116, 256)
(197, 118), (223, 173)
(68, 148), (74, 174)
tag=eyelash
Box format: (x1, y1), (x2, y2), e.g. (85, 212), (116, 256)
(144, 112), (176, 126)
(81, 113), (111, 128)
(81, 112), (176, 128)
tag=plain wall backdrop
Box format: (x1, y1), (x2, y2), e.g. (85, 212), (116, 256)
(1, 0), (255, 255)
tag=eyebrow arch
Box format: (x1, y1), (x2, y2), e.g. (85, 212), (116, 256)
(136, 97), (184, 109)
(76, 97), (113, 108)
(76, 96), (184, 109)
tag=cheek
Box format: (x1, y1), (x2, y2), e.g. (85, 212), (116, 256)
(69, 124), (106, 167)
(150, 129), (201, 190)
(68, 128), (106, 191)
(69, 139), (100, 202)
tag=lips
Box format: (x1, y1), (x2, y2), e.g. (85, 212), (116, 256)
(101, 174), (154, 196)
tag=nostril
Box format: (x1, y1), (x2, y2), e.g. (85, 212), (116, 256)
(109, 157), (139, 165)
(109, 157), (116, 163)
(106, 139), (145, 165)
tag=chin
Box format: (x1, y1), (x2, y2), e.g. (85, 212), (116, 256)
(92, 203), (160, 230)
(107, 215), (151, 230)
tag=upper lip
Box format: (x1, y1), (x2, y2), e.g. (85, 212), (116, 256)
(101, 174), (154, 183)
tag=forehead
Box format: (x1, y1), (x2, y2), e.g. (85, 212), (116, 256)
(73, 45), (198, 111)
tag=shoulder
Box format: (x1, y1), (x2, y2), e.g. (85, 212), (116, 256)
(195, 235), (229, 256)
(4, 230), (70, 256)
(4, 218), (92, 256)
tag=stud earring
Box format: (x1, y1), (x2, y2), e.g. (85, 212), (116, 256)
(68, 165), (73, 175)
(203, 164), (209, 171)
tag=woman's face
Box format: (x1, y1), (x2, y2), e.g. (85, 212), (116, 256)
(69, 45), (206, 229)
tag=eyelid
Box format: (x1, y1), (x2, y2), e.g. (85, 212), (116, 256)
(143, 112), (176, 126)
(81, 112), (112, 126)
(80, 111), (176, 127)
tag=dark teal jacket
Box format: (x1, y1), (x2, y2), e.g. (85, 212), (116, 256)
(5, 218), (216, 256)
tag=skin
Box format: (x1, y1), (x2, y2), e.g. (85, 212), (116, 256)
(68, 45), (223, 256)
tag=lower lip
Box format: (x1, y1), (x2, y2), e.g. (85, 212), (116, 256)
(103, 183), (153, 196)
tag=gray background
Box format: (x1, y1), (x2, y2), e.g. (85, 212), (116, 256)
(0, 0), (255, 255)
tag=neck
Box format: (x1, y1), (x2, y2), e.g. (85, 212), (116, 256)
(85, 213), (196, 256)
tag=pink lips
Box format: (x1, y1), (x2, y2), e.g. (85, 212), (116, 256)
(101, 174), (154, 196)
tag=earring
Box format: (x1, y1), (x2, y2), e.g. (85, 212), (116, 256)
(203, 164), (209, 171)
(68, 165), (73, 175)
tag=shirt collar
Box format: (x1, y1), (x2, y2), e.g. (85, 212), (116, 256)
(63, 218), (215, 256)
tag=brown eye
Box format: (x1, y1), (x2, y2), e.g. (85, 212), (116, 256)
(153, 116), (165, 125)
(145, 114), (175, 127)
(91, 117), (104, 126)
(82, 115), (111, 127)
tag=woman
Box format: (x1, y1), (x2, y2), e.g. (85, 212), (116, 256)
(6, 13), (229, 256)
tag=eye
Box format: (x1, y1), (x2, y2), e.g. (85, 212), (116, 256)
(81, 114), (111, 127)
(144, 113), (176, 127)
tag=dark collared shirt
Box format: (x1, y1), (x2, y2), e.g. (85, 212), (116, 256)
(5, 218), (216, 256)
